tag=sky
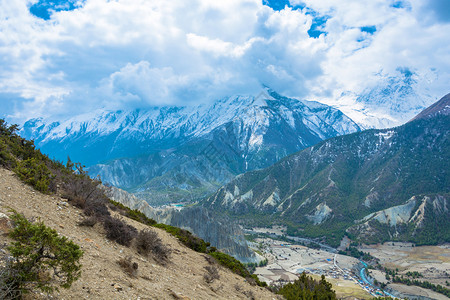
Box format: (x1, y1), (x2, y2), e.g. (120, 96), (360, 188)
(1, 0), (450, 123)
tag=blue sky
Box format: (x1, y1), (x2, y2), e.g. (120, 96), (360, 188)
(1, 0), (450, 122)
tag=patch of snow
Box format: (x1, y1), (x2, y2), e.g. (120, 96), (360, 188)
(223, 190), (235, 206)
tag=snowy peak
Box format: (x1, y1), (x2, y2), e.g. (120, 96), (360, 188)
(356, 68), (431, 116)
(332, 68), (441, 129)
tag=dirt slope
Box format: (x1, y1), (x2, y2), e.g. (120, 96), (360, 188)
(0, 168), (278, 300)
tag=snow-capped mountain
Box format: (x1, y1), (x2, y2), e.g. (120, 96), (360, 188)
(329, 68), (440, 129)
(22, 88), (360, 204)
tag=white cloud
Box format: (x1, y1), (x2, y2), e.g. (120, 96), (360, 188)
(292, 0), (450, 102)
(0, 0), (449, 123)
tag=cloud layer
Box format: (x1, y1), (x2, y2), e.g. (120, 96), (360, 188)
(1, 0), (449, 122)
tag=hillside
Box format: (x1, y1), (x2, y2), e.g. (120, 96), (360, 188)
(21, 88), (360, 204)
(0, 167), (278, 299)
(0, 119), (280, 299)
(203, 94), (450, 247)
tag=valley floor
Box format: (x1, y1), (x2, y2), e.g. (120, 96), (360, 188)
(250, 232), (450, 300)
(360, 242), (450, 300)
(252, 238), (373, 299)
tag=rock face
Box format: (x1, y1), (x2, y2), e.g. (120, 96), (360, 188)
(203, 94), (450, 246)
(22, 88), (360, 205)
(103, 185), (259, 263)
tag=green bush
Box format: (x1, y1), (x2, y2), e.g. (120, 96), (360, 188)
(109, 200), (157, 226)
(6, 212), (83, 295)
(276, 273), (336, 299)
(209, 251), (248, 277)
(14, 158), (53, 193)
(154, 223), (209, 253)
(208, 251), (267, 287)
(0, 139), (16, 168)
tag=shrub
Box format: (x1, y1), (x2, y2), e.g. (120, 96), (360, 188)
(276, 273), (336, 300)
(242, 289), (255, 300)
(117, 256), (138, 277)
(208, 251), (267, 287)
(154, 224), (208, 253)
(6, 212), (83, 295)
(208, 251), (249, 278)
(103, 216), (137, 247)
(204, 254), (216, 265)
(135, 229), (170, 264)
(83, 197), (110, 218)
(62, 170), (109, 218)
(109, 200), (157, 226)
(0, 140), (16, 169)
(14, 158), (53, 193)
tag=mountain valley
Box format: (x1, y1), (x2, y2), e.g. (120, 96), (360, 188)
(2, 91), (449, 300)
(3, 1), (450, 298)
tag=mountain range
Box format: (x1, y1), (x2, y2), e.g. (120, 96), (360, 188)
(21, 88), (360, 204)
(203, 93), (450, 247)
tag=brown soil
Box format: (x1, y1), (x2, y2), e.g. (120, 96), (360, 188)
(0, 168), (279, 299)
